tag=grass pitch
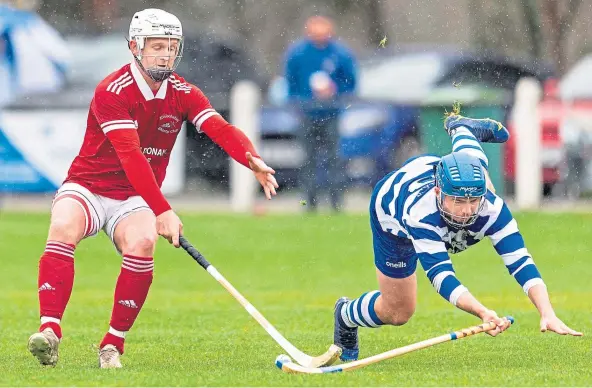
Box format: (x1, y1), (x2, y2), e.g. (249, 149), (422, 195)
(0, 211), (590, 386)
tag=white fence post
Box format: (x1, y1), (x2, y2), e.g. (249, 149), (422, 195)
(512, 77), (543, 209)
(230, 80), (261, 213)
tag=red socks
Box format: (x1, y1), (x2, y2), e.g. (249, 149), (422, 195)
(100, 255), (154, 354)
(37, 245), (153, 354)
(38, 241), (76, 339)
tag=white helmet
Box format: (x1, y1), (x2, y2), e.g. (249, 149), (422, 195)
(129, 8), (184, 82)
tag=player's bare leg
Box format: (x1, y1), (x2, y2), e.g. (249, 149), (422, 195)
(29, 198), (87, 366)
(374, 270), (417, 325)
(99, 210), (157, 368)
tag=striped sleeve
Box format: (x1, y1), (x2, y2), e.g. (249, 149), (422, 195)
(485, 201), (544, 294)
(91, 90), (137, 134)
(101, 120), (137, 133)
(182, 82), (260, 167)
(185, 86), (221, 133)
(192, 108), (220, 132)
(407, 219), (468, 306)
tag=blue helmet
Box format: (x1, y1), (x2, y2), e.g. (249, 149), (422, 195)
(435, 152), (487, 227)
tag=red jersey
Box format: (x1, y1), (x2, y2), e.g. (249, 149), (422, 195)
(66, 62), (258, 215)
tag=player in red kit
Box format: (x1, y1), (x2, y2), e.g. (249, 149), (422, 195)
(27, 8), (279, 369)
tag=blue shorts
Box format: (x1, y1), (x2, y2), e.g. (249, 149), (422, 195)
(369, 191), (418, 279)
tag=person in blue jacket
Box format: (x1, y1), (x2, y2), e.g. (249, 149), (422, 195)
(284, 15), (357, 212)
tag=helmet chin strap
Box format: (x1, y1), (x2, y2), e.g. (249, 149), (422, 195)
(134, 57), (172, 82)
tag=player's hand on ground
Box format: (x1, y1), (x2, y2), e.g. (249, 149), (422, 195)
(540, 314), (582, 336)
(156, 209), (183, 248)
(246, 152), (279, 200)
(480, 309), (511, 337)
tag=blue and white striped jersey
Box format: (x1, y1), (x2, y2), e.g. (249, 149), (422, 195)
(372, 155), (544, 305)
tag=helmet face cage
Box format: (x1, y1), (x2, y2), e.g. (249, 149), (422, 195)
(434, 156), (487, 229)
(132, 35), (184, 82)
(436, 191), (485, 228)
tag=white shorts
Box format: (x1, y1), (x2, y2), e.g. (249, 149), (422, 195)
(53, 182), (153, 247)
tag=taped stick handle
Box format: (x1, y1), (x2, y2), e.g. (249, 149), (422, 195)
(450, 315), (515, 340)
(179, 235), (211, 270)
(356, 316), (516, 369)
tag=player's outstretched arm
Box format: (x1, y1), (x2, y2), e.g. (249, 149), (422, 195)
(186, 86), (279, 199)
(486, 200), (582, 336)
(455, 292), (511, 337)
(200, 117), (279, 199)
(410, 226), (511, 337)
(527, 283), (582, 336)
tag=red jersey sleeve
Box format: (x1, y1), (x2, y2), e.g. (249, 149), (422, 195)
(91, 90), (138, 134)
(91, 90), (171, 216)
(184, 85), (260, 168)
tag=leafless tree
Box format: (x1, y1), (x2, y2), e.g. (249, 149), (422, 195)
(541, 0), (583, 75)
(520, 0), (543, 59)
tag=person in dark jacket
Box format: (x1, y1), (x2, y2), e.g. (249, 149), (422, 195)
(284, 15), (357, 212)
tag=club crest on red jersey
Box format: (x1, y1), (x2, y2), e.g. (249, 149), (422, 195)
(157, 114), (181, 134)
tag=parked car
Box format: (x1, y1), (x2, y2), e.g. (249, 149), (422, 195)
(506, 54), (592, 197)
(558, 54), (592, 196)
(358, 48), (552, 103)
(260, 48), (553, 188)
(259, 102), (418, 188)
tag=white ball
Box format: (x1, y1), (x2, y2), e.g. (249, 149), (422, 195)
(275, 354), (292, 365)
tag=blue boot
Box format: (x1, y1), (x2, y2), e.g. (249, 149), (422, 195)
(334, 297), (359, 361)
(444, 114), (510, 143)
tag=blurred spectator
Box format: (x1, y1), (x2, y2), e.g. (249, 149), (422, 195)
(284, 15), (357, 212)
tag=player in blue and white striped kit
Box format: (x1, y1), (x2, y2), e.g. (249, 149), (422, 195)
(333, 114), (582, 361)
